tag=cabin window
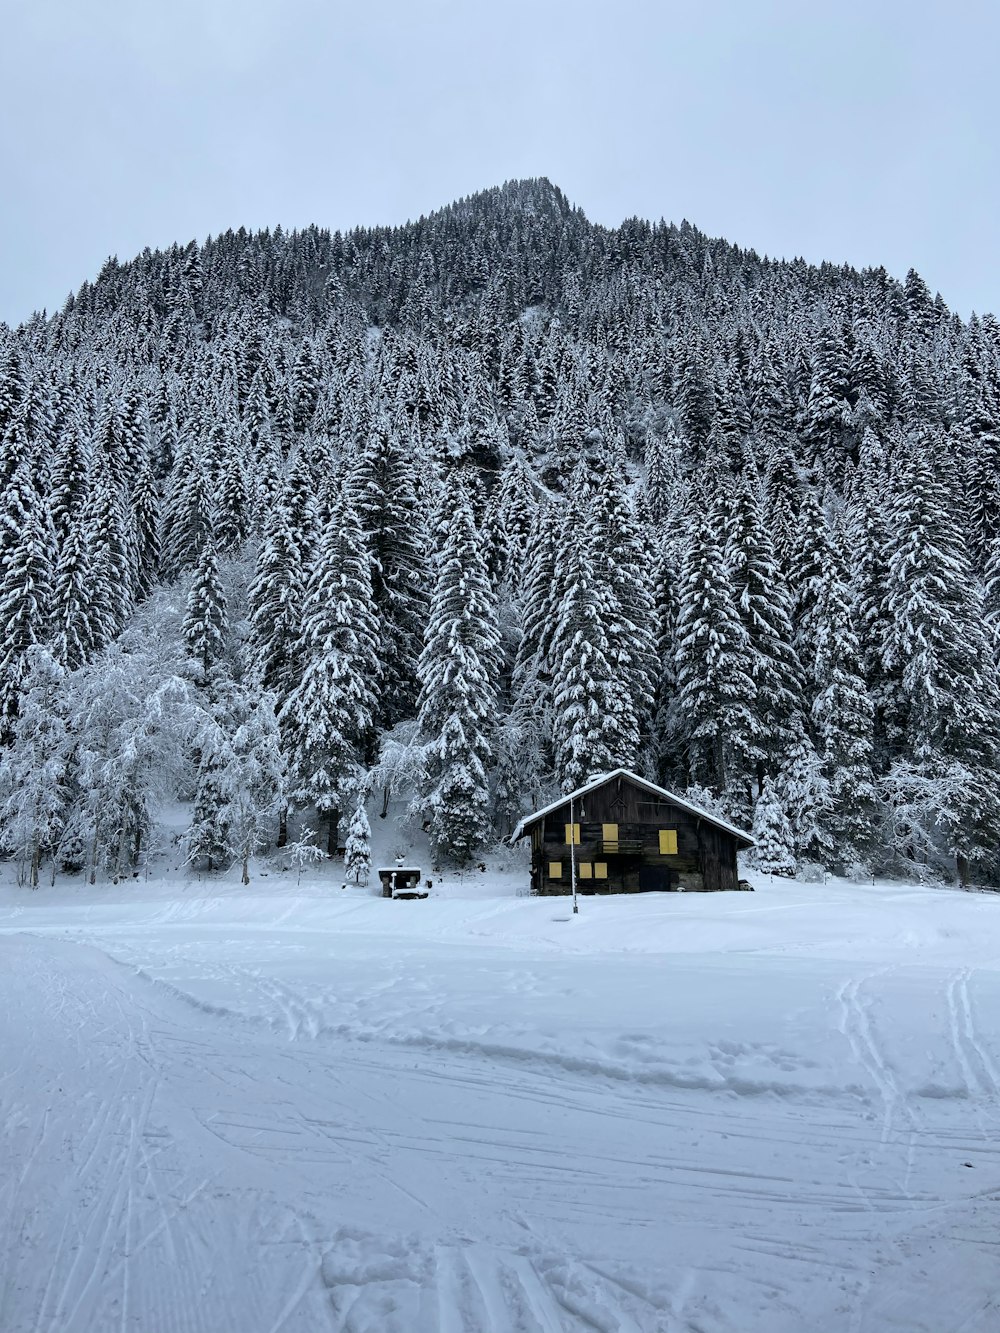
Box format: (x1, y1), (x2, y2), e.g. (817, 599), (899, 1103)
(594, 862), (608, 879)
(564, 823), (581, 845)
(579, 862), (592, 879)
(548, 861), (563, 879)
(601, 822), (619, 850)
(658, 829), (678, 855)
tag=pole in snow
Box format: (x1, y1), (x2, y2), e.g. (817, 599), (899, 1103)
(570, 793), (579, 915)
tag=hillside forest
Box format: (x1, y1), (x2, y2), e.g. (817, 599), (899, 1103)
(1, 179), (999, 888)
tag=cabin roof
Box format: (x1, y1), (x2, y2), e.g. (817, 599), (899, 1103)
(510, 768), (755, 848)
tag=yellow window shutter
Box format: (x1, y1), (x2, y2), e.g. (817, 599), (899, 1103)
(594, 862), (608, 879)
(564, 823), (581, 845)
(549, 861), (563, 879)
(601, 822), (619, 848)
(579, 862), (592, 879)
(659, 829), (678, 855)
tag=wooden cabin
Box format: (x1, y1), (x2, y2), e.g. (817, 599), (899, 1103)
(511, 769), (754, 896)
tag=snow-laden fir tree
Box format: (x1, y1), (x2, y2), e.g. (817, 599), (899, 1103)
(883, 432), (1000, 879)
(726, 467), (803, 784)
(586, 459), (658, 760)
(0, 464), (55, 730)
(281, 492), (381, 854)
(416, 484), (499, 865)
(751, 776), (796, 877)
(810, 533), (878, 869)
(346, 413), (430, 728)
(547, 498), (641, 792)
(673, 481), (756, 804)
(0, 647), (71, 887)
(249, 498), (305, 705)
(183, 544), (228, 680)
(344, 799), (372, 885)
(778, 729), (830, 867)
(51, 518), (99, 670)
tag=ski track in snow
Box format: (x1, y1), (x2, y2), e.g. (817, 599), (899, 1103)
(1, 876), (1000, 1332)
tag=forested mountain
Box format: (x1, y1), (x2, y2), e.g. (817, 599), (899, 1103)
(1, 177), (999, 888)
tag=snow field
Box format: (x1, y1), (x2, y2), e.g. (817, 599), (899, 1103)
(1, 871), (999, 1331)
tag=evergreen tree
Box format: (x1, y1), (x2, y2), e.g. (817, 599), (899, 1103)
(727, 469), (802, 780)
(248, 499), (305, 705)
(344, 799), (373, 885)
(547, 500), (642, 792)
(0, 647), (71, 887)
(281, 494), (381, 853)
(51, 518), (99, 670)
(416, 488), (499, 863)
(883, 434), (1000, 879)
(183, 545), (229, 678)
(674, 485), (757, 801)
(811, 539), (877, 868)
(0, 470), (55, 729)
(751, 778), (796, 877)
(347, 414), (430, 727)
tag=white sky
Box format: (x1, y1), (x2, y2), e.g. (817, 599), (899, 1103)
(1, 0), (996, 323)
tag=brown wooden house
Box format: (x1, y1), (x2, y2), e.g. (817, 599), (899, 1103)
(512, 769), (754, 895)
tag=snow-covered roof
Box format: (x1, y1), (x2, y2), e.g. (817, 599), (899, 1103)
(510, 769), (755, 847)
(376, 866), (422, 875)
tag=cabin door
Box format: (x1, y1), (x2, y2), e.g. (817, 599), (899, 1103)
(638, 865), (673, 893)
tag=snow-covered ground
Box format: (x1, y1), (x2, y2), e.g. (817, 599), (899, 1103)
(1, 866), (998, 1332)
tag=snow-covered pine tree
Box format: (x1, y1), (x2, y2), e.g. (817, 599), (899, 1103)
(185, 715), (232, 873)
(85, 463), (135, 642)
(51, 517), (99, 670)
(751, 777), (796, 877)
(547, 496), (640, 792)
(281, 492), (381, 855)
(346, 413), (430, 728)
(344, 799), (372, 885)
(810, 535), (878, 869)
(586, 458), (658, 763)
(248, 498), (306, 707)
(416, 485), (499, 864)
(0, 646), (71, 887)
(727, 467), (803, 784)
(49, 411), (91, 545)
(183, 544), (228, 680)
(129, 449), (161, 600)
(883, 432), (1000, 880)
(0, 465), (55, 730)
(222, 692), (285, 882)
(778, 728), (830, 867)
(673, 480), (757, 804)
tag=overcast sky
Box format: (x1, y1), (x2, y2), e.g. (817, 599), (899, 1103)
(2, 0), (997, 324)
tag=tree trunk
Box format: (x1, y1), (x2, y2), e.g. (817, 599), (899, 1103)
(380, 785), (390, 819)
(242, 854), (250, 886)
(715, 734), (727, 794)
(327, 808), (340, 857)
(277, 807), (288, 848)
(956, 852), (970, 886)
